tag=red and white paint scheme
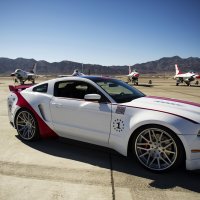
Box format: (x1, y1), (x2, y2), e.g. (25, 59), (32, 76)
(127, 66), (140, 85)
(7, 76), (200, 172)
(174, 64), (200, 86)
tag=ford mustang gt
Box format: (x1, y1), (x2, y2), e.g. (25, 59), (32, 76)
(7, 76), (200, 172)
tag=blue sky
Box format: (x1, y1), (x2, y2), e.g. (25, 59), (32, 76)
(0, 0), (200, 65)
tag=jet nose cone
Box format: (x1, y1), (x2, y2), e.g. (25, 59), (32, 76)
(135, 73), (139, 77)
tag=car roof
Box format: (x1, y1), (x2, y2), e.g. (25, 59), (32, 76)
(56, 75), (115, 82)
(81, 75), (115, 81)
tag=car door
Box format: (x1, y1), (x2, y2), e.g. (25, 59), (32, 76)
(49, 80), (112, 146)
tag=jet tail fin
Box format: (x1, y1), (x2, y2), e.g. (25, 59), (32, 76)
(129, 65), (131, 74)
(30, 63), (37, 74)
(175, 64), (181, 75)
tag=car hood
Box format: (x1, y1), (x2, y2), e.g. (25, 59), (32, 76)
(123, 96), (200, 124)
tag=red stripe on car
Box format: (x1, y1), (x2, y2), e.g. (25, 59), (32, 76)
(147, 96), (200, 107)
(15, 92), (58, 138)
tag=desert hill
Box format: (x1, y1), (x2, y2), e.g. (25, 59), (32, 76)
(0, 56), (200, 76)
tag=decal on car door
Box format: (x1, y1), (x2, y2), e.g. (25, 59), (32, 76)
(115, 105), (126, 115)
(112, 119), (125, 133)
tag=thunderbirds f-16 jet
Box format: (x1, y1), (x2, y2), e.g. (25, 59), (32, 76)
(11, 63), (37, 84)
(174, 64), (200, 86)
(58, 69), (85, 77)
(127, 66), (140, 85)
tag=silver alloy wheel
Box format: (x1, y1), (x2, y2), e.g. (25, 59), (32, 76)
(135, 128), (178, 171)
(16, 110), (36, 140)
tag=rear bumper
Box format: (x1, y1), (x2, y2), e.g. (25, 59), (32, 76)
(9, 122), (14, 128)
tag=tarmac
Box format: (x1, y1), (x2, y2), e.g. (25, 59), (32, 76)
(0, 77), (200, 200)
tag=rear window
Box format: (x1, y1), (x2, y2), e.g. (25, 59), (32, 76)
(33, 83), (48, 93)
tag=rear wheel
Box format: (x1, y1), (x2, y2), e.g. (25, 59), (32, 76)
(15, 109), (39, 141)
(132, 125), (184, 172)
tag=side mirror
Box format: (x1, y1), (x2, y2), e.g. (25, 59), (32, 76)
(84, 94), (101, 101)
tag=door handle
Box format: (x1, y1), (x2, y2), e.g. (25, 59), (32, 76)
(56, 104), (62, 107)
(51, 102), (63, 107)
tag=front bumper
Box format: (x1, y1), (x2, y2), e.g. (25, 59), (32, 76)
(179, 133), (200, 171)
(186, 156), (200, 170)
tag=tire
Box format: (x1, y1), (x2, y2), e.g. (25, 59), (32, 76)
(131, 125), (185, 172)
(15, 109), (39, 141)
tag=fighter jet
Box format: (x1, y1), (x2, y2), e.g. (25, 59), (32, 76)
(11, 63), (37, 84)
(174, 64), (200, 86)
(127, 66), (140, 85)
(58, 69), (85, 77)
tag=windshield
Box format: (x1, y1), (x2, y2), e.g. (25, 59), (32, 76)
(90, 78), (145, 103)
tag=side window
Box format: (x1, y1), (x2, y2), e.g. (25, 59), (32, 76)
(54, 80), (110, 102)
(54, 81), (74, 98)
(33, 83), (48, 93)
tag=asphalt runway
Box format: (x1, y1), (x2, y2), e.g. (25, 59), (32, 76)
(0, 77), (200, 200)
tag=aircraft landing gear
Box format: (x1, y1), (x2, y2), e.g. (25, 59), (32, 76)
(176, 81), (179, 86)
(132, 78), (138, 86)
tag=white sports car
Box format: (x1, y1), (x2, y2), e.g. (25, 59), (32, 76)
(7, 76), (200, 172)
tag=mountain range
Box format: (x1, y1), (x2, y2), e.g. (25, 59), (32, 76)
(0, 56), (200, 76)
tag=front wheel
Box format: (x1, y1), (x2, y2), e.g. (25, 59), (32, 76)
(132, 125), (185, 172)
(15, 109), (39, 141)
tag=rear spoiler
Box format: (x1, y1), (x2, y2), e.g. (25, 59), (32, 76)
(9, 84), (33, 92)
